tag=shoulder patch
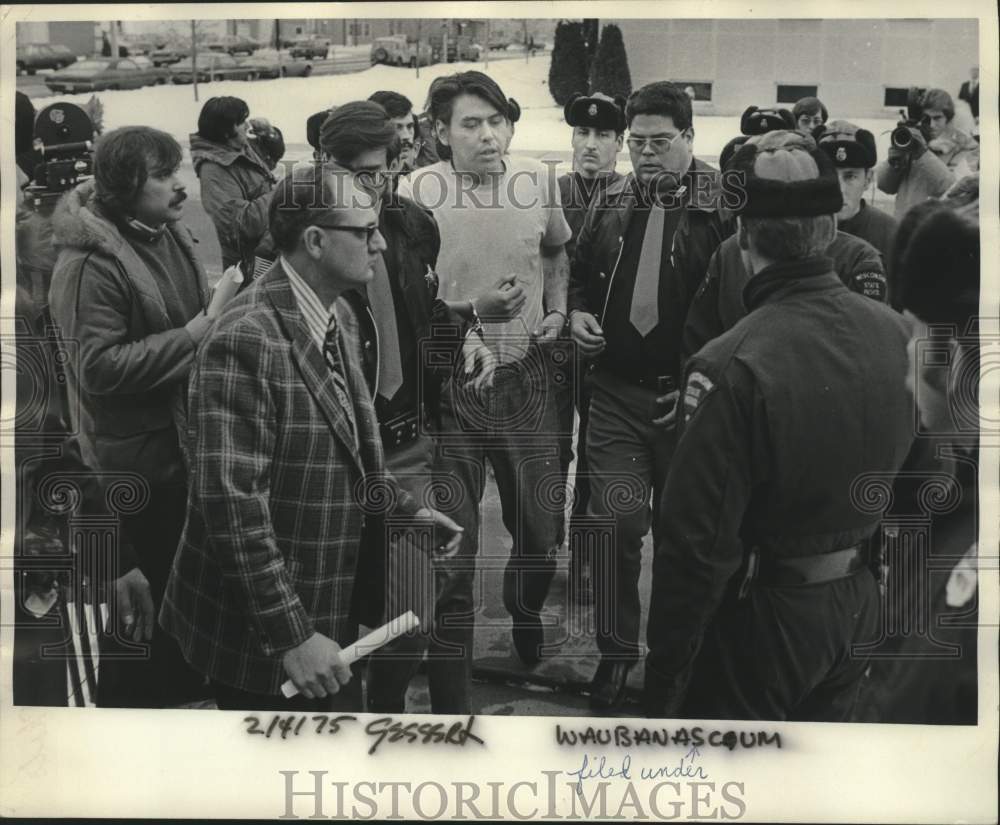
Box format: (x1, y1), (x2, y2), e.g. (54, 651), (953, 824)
(852, 269), (887, 303)
(683, 370), (716, 422)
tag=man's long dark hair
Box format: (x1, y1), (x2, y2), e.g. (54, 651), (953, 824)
(93, 126), (182, 216)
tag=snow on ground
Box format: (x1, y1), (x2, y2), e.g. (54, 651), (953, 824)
(43, 54), (901, 165)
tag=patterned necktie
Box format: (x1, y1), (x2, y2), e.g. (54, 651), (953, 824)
(367, 252), (403, 402)
(322, 313), (358, 441)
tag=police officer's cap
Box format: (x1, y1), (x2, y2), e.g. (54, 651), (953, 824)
(814, 120), (878, 169)
(731, 130), (844, 218)
(740, 105), (796, 136)
(564, 92), (627, 134)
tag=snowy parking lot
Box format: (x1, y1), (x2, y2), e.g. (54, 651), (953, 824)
(40, 54), (904, 170)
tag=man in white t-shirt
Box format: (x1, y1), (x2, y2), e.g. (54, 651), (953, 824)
(402, 71), (572, 712)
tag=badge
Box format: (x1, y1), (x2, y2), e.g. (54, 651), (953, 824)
(854, 271), (887, 302)
(760, 117), (768, 129)
(588, 103), (598, 118)
(683, 371), (716, 422)
(836, 146), (847, 162)
(50, 108), (65, 125)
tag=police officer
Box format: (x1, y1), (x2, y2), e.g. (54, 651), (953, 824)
(682, 130), (889, 363)
(815, 120), (898, 265)
(557, 92), (626, 605)
(644, 130), (914, 721)
(568, 82), (730, 711)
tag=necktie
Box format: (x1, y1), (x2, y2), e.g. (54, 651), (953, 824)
(630, 195), (686, 337)
(629, 204), (666, 337)
(322, 313), (358, 443)
(367, 251), (403, 402)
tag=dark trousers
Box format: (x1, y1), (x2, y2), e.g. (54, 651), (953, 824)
(671, 569), (881, 721)
(428, 351), (565, 713)
(585, 370), (674, 662)
(552, 341), (595, 537)
(96, 481), (207, 708)
(365, 434), (436, 714)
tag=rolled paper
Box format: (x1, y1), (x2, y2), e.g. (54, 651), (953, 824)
(208, 264), (245, 317)
(280, 610), (421, 698)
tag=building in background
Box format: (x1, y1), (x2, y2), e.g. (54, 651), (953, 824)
(17, 21), (101, 55)
(612, 18), (979, 118)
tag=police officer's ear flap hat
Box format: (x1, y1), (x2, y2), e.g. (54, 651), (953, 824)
(731, 130), (844, 218)
(564, 92), (627, 133)
(719, 135), (750, 171)
(815, 120), (877, 169)
(740, 105), (796, 136)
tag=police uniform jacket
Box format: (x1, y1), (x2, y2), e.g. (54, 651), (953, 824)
(682, 230), (887, 362)
(647, 255), (913, 685)
(568, 162), (733, 380)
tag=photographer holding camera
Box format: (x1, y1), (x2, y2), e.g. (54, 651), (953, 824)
(191, 96), (280, 279)
(48, 126), (226, 707)
(876, 88), (979, 217)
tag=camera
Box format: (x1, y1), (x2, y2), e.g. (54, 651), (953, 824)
(23, 102), (95, 211)
(890, 87), (929, 150)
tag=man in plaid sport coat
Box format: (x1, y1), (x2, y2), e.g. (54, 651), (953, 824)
(160, 165), (462, 711)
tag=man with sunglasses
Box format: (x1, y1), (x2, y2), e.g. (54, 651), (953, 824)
(318, 101), (488, 713)
(567, 81), (731, 712)
(161, 164), (463, 712)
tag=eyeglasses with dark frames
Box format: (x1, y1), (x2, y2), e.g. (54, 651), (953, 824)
(311, 222), (380, 243)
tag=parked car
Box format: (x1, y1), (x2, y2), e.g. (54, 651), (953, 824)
(169, 53), (266, 83)
(150, 45), (189, 67)
(130, 55), (172, 84)
(254, 53), (314, 79)
(369, 35), (434, 68)
(207, 36), (258, 56)
(289, 38), (329, 60)
(44, 57), (166, 93)
(123, 40), (155, 56)
(16, 43), (77, 74)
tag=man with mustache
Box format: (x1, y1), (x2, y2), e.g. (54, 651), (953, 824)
(48, 126), (216, 707)
(556, 92), (626, 607)
(368, 90), (439, 172)
(567, 81), (731, 712)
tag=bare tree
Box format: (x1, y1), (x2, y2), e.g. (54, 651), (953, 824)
(191, 20), (199, 102)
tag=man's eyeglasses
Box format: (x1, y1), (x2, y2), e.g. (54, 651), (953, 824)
(312, 222), (380, 243)
(626, 133), (686, 153)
